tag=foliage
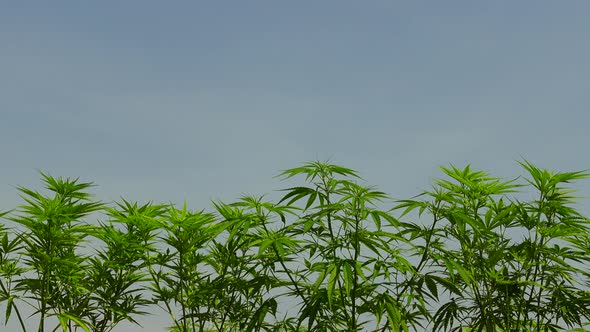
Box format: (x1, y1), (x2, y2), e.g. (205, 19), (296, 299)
(397, 162), (590, 331)
(0, 161), (588, 332)
(275, 162), (428, 331)
(8, 173), (101, 332)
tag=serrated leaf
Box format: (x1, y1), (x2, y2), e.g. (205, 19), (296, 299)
(343, 261), (353, 296)
(327, 264), (339, 309)
(424, 275), (439, 300)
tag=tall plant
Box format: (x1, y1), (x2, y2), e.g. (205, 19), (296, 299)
(206, 197), (288, 332)
(0, 211), (26, 331)
(275, 161), (428, 331)
(398, 162), (590, 331)
(148, 203), (224, 332)
(86, 199), (165, 332)
(8, 173), (102, 332)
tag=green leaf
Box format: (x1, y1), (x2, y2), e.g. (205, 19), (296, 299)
(424, 275), (439, 300)
(305, 191), (317, 210)
(4, 296), (13, 324)
(429, 274), (462, 297)
(326, 263), (339, 309)
(343, 261), (353, 296)
(257, 238), (274, 256)
(57, 313), (91, 332)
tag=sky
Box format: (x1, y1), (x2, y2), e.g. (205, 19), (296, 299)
(1, 1), (590, 331)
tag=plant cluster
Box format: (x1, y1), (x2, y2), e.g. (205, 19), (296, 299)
(0, 160), (589, 332)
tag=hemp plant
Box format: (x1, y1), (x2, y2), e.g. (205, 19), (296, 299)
(148, 203), (227, 332)
(8, 173), (102, 332)
(0, 211), (27, 331)
(398, 162), (590, 331)
(204, 197), (289, 332)
(85, 199), (164, 332)
(275, 161), (428, 332)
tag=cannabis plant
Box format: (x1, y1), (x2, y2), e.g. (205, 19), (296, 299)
(397, 162), (590, 331)
(8, 173), (101, 332)
(275, 161), (428, 331)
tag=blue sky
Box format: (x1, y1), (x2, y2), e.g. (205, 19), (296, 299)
(1, 2), (590, 331)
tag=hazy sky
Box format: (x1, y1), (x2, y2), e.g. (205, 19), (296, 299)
(1, 2), (590, 331)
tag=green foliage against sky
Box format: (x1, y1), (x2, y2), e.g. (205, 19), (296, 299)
(1, 161), (590, 332)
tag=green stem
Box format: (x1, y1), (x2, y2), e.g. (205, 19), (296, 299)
(350, 217), (360, 331)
